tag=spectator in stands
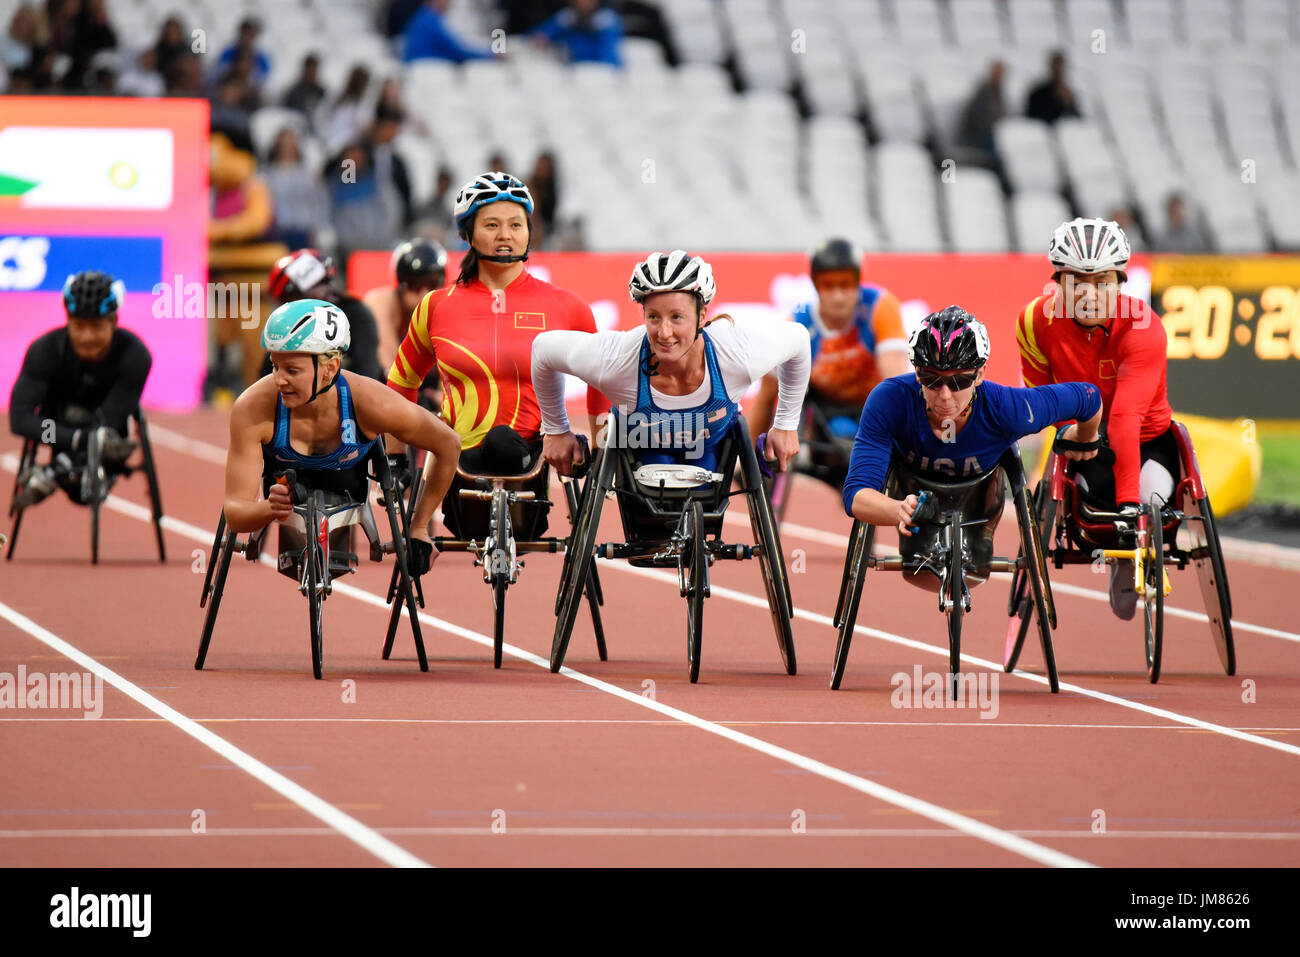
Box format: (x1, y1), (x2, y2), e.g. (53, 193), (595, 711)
(403, 0), (497, 63)
(282, 53), (326, 122)
(530, 0), (623, 67)
(487, 150), (510, 171)
(957, 59), (1005, 170)
(3, 4), (49, 78)
(164, 52), (202, 97)
(217, 16), (269, 89)
(152, 15), (188, 80)
(1107, 205), (1146, 253)
(376, 75), (429, 136)
(211, 133), (275, 246)
(85, 47), (116, 93)
(264, 127), (329, 251)
(323, 64), (372, 154)
(66, 0), (116, 91)
(1153, 193), (1213, 253)
(209, 72), (257, 155)
(410, 166), (457, 242)
(1026, 51), (1080, 124)
(325, 109), (410, 258)
(528, 150), (559, 248)
(117, 46), (165, 97)
(384, 0), (426, 38)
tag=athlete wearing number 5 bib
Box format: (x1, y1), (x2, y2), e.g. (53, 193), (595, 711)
(223, 299), (461, 575)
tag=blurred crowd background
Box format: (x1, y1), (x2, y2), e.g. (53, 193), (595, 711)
(5, 0), (1299, 265)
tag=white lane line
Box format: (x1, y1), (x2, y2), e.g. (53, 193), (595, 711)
(0, 826), (1294, 841)
(722, 510), (1300, 644)
(141, 423), (228, 465)
(76, 488), (1092, 868)
(5, 717), (1296, 732)
(609, 562), (1300, 758)
(0, 601), (432, 869)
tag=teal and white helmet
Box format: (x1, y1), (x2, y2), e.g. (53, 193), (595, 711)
(261, 299), (350, 355)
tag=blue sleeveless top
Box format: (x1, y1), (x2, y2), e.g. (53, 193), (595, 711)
(265, 374), (378, 471)
(622, 329), (738, 471)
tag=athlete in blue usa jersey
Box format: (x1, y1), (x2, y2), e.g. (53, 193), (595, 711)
(843, 306), (1103, 537)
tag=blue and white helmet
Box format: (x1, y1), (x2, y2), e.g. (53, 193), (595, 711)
(453, 171), (534, 238)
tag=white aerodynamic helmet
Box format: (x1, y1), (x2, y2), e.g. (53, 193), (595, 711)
(1048, 217), (1130, 281)
(628, 250), (716, 306)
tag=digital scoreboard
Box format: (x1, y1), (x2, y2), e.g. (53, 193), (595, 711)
(1153, 257), (1300, 419)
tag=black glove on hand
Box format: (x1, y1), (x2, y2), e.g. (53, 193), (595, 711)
(407, 536), (434, 577)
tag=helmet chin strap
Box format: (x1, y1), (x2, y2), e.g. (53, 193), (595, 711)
(304, 356), (339, 404)
(477, 250), (530, 264)
(921, 383), (979, 421)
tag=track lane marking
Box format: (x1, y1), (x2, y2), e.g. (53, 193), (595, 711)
(55, 486), (1093, 868)
(0, 601), (432, 869)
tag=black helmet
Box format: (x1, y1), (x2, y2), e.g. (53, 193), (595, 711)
(809, 237), (861, 277)
(392, 239), (447, 288)
(908, 305), (991, 370)
(62, 270), (124, 319)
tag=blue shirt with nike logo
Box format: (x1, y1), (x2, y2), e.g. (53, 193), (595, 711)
(842, 374), (1102, 515)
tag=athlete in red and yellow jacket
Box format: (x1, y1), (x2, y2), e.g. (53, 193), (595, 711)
(1017, 217), (1176, 618)
(387, 171), (607, 475)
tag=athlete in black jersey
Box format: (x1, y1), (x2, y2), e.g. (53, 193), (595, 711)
(10, 270), (153, 507)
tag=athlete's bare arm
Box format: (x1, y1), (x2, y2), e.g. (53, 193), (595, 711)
(351, 373), (461, 540)
(223, 380), (280, 533)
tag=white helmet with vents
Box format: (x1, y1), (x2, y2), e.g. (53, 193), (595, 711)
(628, 250), (716, 306)
(1048, 217), (1130, 280)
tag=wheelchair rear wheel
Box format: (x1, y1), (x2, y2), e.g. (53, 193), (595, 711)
(830, 521), (874, 690)
(551, 450), (609, 672)
(1186, 489), (1235, 675)
(1143, 503), (1164, 684)
(195, 525), (236, 670)
(748, 478), (796, 676)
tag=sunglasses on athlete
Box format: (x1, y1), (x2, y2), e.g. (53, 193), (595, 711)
(916, 369), (979, 392)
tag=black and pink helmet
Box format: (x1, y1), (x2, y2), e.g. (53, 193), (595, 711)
(908, 305), (991, 370)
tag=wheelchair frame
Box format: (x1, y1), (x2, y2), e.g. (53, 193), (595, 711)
(7, 408), (165, 565)
(1006, 420), (1234, 684)
(549, 415), (796, 683)
(196, 438), (426, 679)
(380, 442), (608, 669)
(766, 394), (858, 526)
(832, 445), (1061, 696)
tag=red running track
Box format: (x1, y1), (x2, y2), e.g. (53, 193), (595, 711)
(1, 409), (1297, 867)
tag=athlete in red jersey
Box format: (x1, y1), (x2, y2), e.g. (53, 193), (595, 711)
(1017, 217), (1176, 618)
(387, 171), (608, 476)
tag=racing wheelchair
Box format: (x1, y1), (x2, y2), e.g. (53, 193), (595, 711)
(832, 445), (1061, 696)
(196, 439), (426, 679)
(380, 439), (608, 669)
(1005, 421), (1234, 684)
(765, 391), (859, 526)
(7, 409), (165, 565)
(549, 415), (796, 683)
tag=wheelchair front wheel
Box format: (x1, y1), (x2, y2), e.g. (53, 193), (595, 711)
(491, 489), (510, 669)
(1143, 503), (1164, 684)
(306, 502), (325, 680)
(946, 520), (964, 697)
(682, 500), (706, 684)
